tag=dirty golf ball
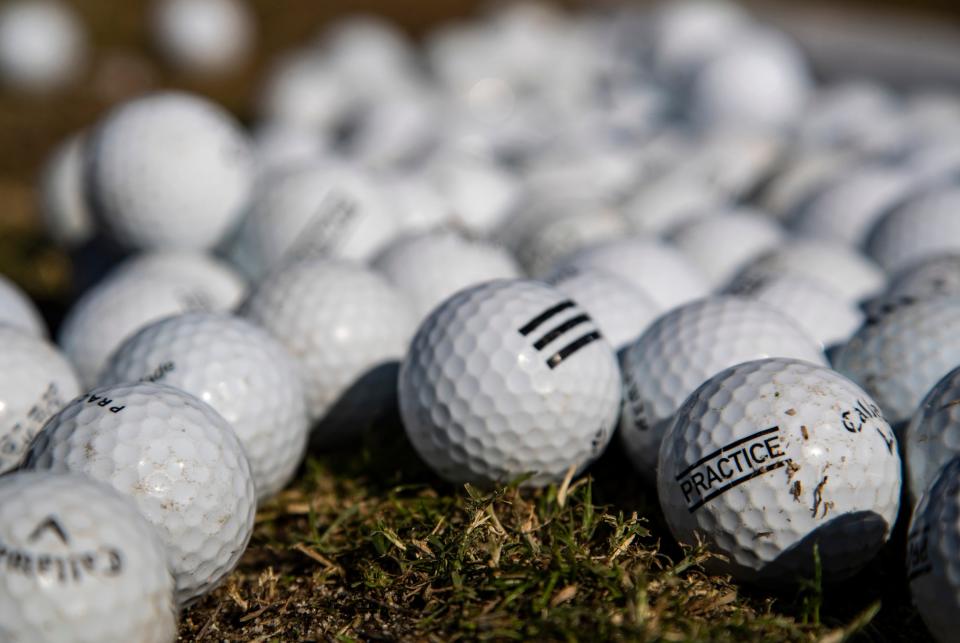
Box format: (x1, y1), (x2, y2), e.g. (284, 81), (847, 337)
(658, 358), (901, 586)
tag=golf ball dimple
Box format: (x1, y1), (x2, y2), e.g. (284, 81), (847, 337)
(100, 312), (309, 501)
(834, 296), (960, 426)
(658, 358), (900, 586)
(399, 279), (621, 487)
(619, 296), (826, 481)
(0, 472), (177, 643)
(22, 382), (256, 607)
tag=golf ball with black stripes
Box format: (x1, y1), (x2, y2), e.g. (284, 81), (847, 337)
(398, 279), (621, 487)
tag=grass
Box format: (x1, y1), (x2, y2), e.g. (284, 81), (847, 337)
(175, 423), (930, 641)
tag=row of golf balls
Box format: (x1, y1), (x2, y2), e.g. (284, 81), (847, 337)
(2, 249), (960, 639)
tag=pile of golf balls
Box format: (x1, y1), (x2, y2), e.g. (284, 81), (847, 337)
(6, 0), (960, 639)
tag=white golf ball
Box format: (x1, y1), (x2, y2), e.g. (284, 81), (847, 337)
(22, 382), (256, 607)
(619, 297), (826, 480)
(399, 279), (621, 487)
(0, 273), (46, 337)
(865, 254), (960, 318)
(668, 209), (784, 290)
(866, 186), (960, 274)
(427, 152), (521, 236)
(789, 165), (918, 247)
(834, 297), (960, 426)
(100, 312), (309, 501)
(907, 457), (960, 643)
(501, 201), (631, 278)
(58, 257), (244, 387)
(38, 132), (95, 248)
(0, 0), (86, 93)
(621, 170), (727, 235)
(658, 358), (900, 586)
(728, 239), (886, 304)
(150, 0), (255, 76)
(86, 91), (255, 251)
(0, 472), (177, 642)
(241, 260), (415, 448)
(229, 161), (399, 280)
(555, 237), (710, 310)
(905, 366), (960, 504)
(371, 230), (521, 321)
(257, 49), (348, 133)
(547, 267), (661, 351)
(0, 326), (80, 474)
(731, 274), (864, 349)
(689, 29), (811, 131)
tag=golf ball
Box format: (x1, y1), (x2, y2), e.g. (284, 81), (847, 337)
(399, 279), (621, 487)
(22, 382), (256, 606)
(0, 471), (177, 642)
(658, 358), (900, 586)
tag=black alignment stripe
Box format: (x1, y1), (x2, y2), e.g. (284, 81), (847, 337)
(547, 331), (601, 369)
(687, 460), (786, 513)
(533, 314), (591, 350)
(675, 426), (780, 480)
(518, 300), (576, 336)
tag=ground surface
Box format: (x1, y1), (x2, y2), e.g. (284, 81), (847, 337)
(0, 1), (946, 641)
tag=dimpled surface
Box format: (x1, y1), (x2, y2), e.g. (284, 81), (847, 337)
(0, 472), (176, 643)
(834, 297), (960, 426)
(548, 268), (661, 350)
(658, 358), (900, 586)
(22, 382), (256, 606)
(0, 273), (46, 337)
(867, 187), (960, 274)
(230, 162), (399, 280)
(864, 255), (960, 319)
(907, 458), (960, 643)
(905, 366), (960, 504)
(0, 326), (80, 473)
(87, 91), (254, 250)
(100, 313), (308, 500)
(728, 239), (885, 304)
(619, 297), (826, 480)
(241, 260), (415, 447)
(557, 237), (709, 310)
(399, 279), (621, 487)
(59, 268), (243, 388)
(372, 230), (521, 321)
(734, 274), (863, 349)
(669, 210), (784, 289)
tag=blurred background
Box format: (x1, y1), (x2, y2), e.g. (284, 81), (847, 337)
(2, 0), (960, 322)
